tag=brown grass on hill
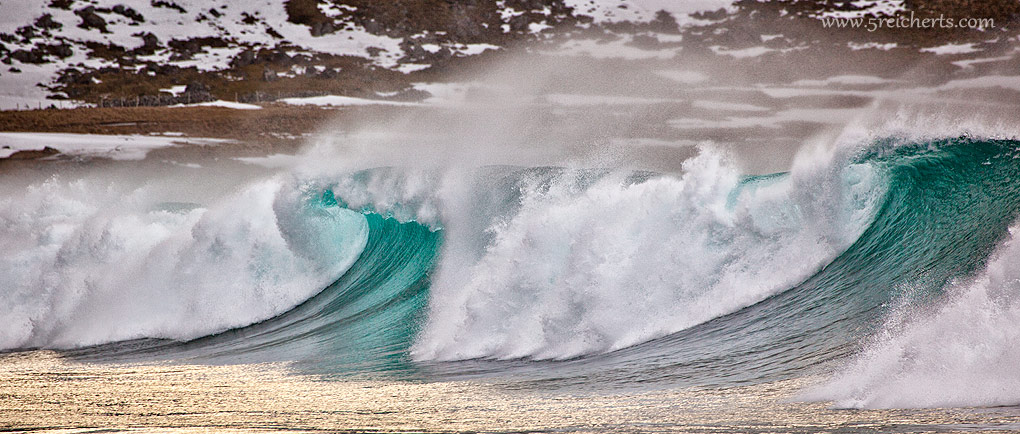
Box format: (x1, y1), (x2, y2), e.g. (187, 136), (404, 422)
(0, 105), (331, 138)
(0, 104), (424, 159)
(0, 104), (416, 154)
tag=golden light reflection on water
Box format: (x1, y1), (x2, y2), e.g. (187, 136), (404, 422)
(3, 351), (1020, 433)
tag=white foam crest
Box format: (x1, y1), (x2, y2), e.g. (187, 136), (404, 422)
(327, 168), (445, 227)
(804, 224), (1020, 409)
(0, 175), (368, 350)
(411, 146), (885, 361)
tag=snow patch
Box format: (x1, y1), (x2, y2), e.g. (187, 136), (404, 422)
(816, 0), (905, 20)
(171, 100), (262, 110)
(279, 95), (420, 107)
(563, 0), (736, 27)
(160, 85), (188, 96)
(0, 133), (229, 160)
(711, 46), (773, 58)
(848, 42), (898, 51)
(396, 63), (431, 74)
(921, 43), (981, 55)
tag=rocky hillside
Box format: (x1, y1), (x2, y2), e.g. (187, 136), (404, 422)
(0, 0), (683, 107)
(1, 0), (1018, 109)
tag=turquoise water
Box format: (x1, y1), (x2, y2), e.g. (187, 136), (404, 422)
(45, 137), (1020, 404)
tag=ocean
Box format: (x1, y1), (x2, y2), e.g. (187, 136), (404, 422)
(5, 125), (1020, 431)
(5, 1), (1020, 431)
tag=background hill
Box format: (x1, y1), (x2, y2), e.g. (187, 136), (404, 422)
(1, 0), (1017, 109)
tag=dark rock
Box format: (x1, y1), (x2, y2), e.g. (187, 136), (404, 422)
(321, 21), (336, 35)
(260, 51), (292, 65)
(10, 49), (44, 64)
(6, 147), (60, 160)
(319, 68), (338, 79)
(49, 0), (73, 10)
(691, 8), (728, 21)
(649, 10), (679, 34)
(112, 5), (146, 22)
(179, 85), (213, 104)
(310, 21), (324, 36)
(136, 32), (160, 54)
(35, 14), (62, 31)
(401, 40), (427, 61)
(146, 63), (180, 75)
(231, 50), (256, 67)
(265, 26), (284, 39)
(185, 81), (209, 93)
(151, 0), (187, 14)
(57, 68), (93, 85)
(75, 7), (109, 33)
(434, 46), (453, 61)
(15, 26), (38, 40)
(45, 43), (73, 58)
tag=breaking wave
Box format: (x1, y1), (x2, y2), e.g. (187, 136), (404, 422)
(4, 135), (1020, 408)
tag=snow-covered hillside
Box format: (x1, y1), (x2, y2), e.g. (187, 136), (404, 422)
(1, 0), (1016, 108)
(0, 0), (734, 107)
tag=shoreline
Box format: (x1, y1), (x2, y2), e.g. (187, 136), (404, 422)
(3, 350), (1020, 433)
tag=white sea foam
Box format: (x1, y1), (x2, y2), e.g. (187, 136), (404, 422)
(804, 224), (1020, 409)
(0, 174), (368, 349)
(407, 145), (884, 361)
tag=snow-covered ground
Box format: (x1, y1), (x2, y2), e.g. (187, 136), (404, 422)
(171, 100), (262, 109)
(921, 43), (981, 56)
(0, 132), (229, 159)
(0, 0), (410, 105)
(1, 0), (1014, 113)
(0, 0), (749, 108)
(278, 95), (419, 107)
(563, 0), (733, 26)
(3, 0), (406, 65)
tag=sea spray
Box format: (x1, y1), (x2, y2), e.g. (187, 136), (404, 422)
(0, 175), (368, 349)
(805, 223), (1020, 409)
(410, 146), (884, 360)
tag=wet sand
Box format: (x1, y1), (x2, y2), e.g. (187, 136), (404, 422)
(3, 351), (1020, 433)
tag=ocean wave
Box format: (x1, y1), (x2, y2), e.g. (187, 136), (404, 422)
(410, 147), (883, 360)
(0, 176), (368, 349)
(805, 225), (1020, 409)
(7, 134), (1020, 399)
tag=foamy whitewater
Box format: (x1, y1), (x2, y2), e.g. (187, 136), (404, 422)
(805, 224), (1020, 409)
(3, 119), (1020, 411)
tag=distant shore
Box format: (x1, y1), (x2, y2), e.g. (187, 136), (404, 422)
(0, 104), (420, 161)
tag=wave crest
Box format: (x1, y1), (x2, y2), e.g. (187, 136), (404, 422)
(0, 176), (368, 349)
(411, 147), (884, 361)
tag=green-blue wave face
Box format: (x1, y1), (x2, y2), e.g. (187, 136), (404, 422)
(63, 137), (1020, 388)
(406, 138), (1020, 387)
